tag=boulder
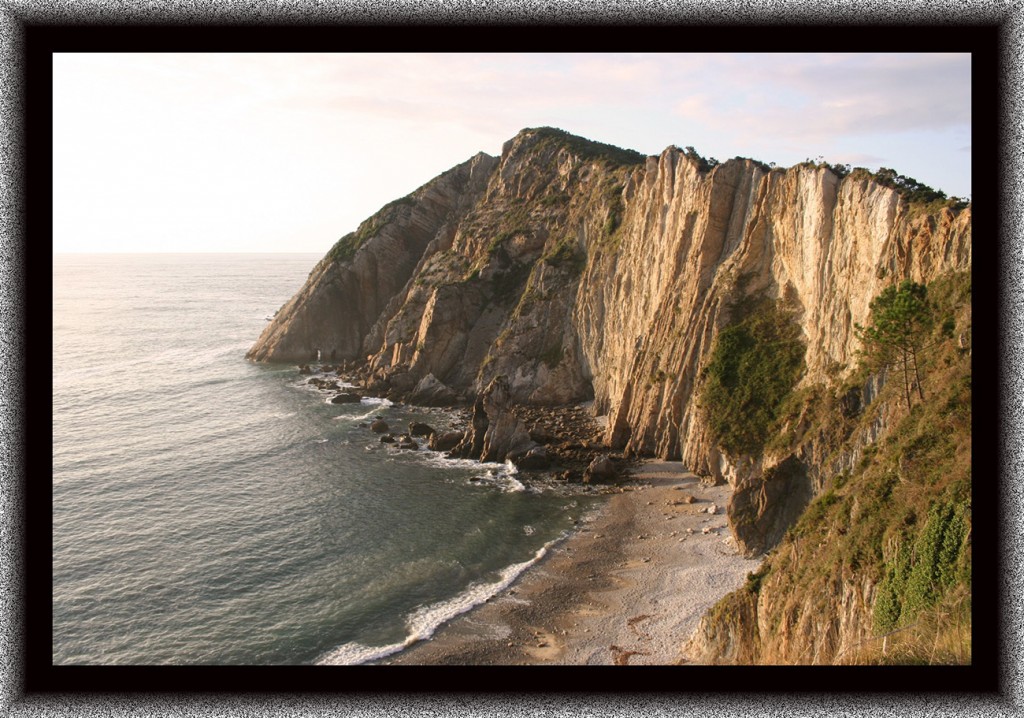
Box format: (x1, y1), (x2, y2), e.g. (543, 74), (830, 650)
(297, 364), (313, 375)
(479, 376), (535, 463)
(408, 422), (435, 439)
(511, 446), (551, 470)
(429, 431), (464, 452)
(379, 433), (396, 444)
(386, 370), (417, 393)
(397, 436), (419, 451)
(370, 419), (390, 433)
(331, 392), (363, 404)
(408, 373), (460, 407)
(583, 454), (619, 484)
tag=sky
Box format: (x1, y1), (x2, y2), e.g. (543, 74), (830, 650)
(52, 53), (971, 254)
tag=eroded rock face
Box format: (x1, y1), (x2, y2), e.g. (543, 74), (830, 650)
(728, 455), (815, 558)
(246, 151), (498, 363)
(249, 126), (971, 484)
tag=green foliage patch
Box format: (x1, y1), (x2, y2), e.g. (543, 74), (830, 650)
(874, 494), (971, 634)
(700, 297), (806, 456)
(526, 127), (646, 168)
(327, 195), (415, 263)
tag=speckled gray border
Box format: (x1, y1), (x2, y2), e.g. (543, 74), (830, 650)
(3, 1), (1020, 716)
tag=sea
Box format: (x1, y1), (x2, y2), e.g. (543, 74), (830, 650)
(52, 253), (602, 666)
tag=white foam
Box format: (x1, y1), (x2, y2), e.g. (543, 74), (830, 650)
(314, 536), (564, 666)
(332, 406), (385, 423)
(361, 397), (393, 407)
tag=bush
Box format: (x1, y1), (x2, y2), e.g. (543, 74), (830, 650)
(700, 298), (806, 456)
(327, 195), (415, 263)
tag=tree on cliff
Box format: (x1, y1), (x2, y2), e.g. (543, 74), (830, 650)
(856, 280), (935, 410)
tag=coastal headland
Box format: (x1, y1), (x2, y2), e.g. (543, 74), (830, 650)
(251, 128), (972, 664)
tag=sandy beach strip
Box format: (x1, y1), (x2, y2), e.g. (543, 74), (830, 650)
(382, 460), (763, 666)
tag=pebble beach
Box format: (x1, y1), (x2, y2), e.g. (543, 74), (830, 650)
(384, 460), (762, 666)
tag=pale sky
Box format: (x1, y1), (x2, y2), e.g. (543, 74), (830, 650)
(52, 53), (971, 254)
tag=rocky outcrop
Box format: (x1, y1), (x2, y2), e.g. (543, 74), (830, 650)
(250, 125), (970, 530)
(249, 129), (969, 479)
(451, 375), (538, 463)
(246, 151), (498, 363)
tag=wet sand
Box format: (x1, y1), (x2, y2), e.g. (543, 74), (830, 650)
(383, 460), (762, 666)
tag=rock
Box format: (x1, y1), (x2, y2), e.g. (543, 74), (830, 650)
(707, 503), (718, 515)
(388, 370), (418, 393)
(429, 431), (464, 452)
(451, 393), (489, 460)
(297, 364), (313, 375)
(480, 376), (536, 462)
(729, 454), (814, 557)
(379, 434), (395, 444)
(330, 392), (362, 404)
(453, 375), (535, 463)
(370, 419), (390, 433)
(398, 438), (419, 451)
(528, 428), (556, 444)
(408, 422), (435, 439)
(408, 373), (460, 407)
(510, 446), (551, 470)
(583, 454), (618, 484)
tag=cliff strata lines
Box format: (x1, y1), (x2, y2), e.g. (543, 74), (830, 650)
(248, 127), (973, 665)
(249, 127), (970, 479)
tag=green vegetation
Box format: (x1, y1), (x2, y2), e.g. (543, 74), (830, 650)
(849, 167), (969, 212)
(799, 156), (852, 179)
(856, 280), (939, 410)
(699, 270), (971, 664)
(541, 236), (586, 276)
(327, 195), (416, 263)
(699, 296), (806, 456)
(681, 145), (720, 173)
(526, 127), (646, 168)
(873, 492), (970, 634)
(603, 180), (625, 237)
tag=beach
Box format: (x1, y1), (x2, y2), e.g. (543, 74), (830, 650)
(383, 460), (762, 665)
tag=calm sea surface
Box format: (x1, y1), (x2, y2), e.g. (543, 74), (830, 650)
(52, 253), (599, 665)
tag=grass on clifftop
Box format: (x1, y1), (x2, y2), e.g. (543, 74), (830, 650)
(524, 127), (646, 168)
(327, 195), (416, 264)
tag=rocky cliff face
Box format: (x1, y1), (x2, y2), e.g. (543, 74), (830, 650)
(249, 127), (972, 665)
(249, 127), (970, 477)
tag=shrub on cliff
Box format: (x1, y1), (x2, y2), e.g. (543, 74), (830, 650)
(856, 280), (935, 410)
(692, 271), (971, 665)
(699, 297), (806, 457)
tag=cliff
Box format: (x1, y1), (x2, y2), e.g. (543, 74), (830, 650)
(248, 128), (972, 663)
(687, 271), (972, 664)
(249, 127), (969, 468)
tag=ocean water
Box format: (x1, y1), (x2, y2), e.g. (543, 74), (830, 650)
(52, 253), (600, 665)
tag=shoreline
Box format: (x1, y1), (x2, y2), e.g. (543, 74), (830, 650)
(382, 460), (762, 666)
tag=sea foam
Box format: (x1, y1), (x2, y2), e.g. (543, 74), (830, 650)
(314, 535), (564, 665)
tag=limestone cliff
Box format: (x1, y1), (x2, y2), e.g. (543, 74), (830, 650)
(687, 273), (972, 664)
(250, 127), (972, 665)
(249, 127), (970, 478)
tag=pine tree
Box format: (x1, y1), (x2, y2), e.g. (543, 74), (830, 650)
(856, 281), (935, 410)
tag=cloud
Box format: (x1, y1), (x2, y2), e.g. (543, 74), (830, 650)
(668, 53), (970, 144)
